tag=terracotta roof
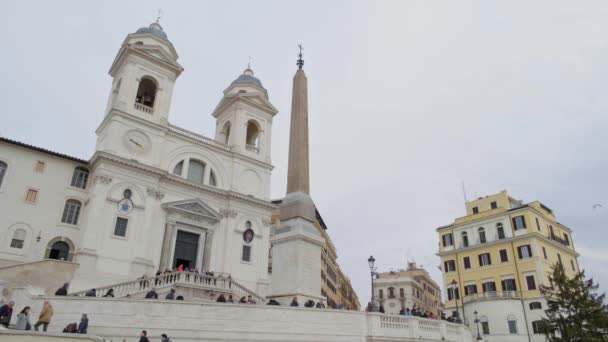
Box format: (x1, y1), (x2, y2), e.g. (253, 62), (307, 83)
(0, 137), (89, 164)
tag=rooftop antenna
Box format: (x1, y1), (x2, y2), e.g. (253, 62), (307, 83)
(297, 44), (304, 70)
(155, 9), (163, 24)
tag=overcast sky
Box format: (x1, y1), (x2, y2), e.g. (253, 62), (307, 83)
(2, 1), (608, 305)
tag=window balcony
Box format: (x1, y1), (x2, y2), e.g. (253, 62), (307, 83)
(462, 291), (521, 304)
(548, 233), (569, 246)
(134, 102), (154, 115)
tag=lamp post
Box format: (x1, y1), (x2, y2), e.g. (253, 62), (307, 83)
(451, 279), (460, 323)
(474, 310), (482, 340)
(368, 255), (376, 311)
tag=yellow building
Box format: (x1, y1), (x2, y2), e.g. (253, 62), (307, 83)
(437, 190), (579, 341)
(270, 200), (360, 310)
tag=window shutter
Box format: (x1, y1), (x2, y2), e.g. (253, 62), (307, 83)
(522, 216), (527, 228)
(501, 280), (506, 291)
(512, 217), (517, 229)
(442, 235), (446, 247)
(478, 255), (482, 266)
(517, 246), (523, 259)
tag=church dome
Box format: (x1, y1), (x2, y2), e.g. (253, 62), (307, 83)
(231, 67), (264, 88)
(135, 22), (168, 40)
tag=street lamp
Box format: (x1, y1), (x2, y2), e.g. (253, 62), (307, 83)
(450, 279), (460, 323)
(368, 255), (376, 311)
(474, 310), (482, 340)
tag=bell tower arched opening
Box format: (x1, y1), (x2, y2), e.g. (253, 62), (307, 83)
(245, 120), (261, 152)
(135, 77), (158, 108)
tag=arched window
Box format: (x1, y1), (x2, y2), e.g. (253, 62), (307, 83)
(70, 167), (89, 189)
(222, 121), (231, 145)
(61, 199), (82, 225)
(0, 161), (7, 189)
(10, 229), (26, 249)
(245, 120), (260, 152)
(462, 232), (469, 247)
(47, 240), (71, 261)
(187, 159), (205, 184)
(172, 160), (184, 176)
(135, 77), (157, 108)
(496, 223), (505, 240)
(478, 227), (486, 244)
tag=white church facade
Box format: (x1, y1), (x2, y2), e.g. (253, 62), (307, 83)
(0, 22), (278, 295)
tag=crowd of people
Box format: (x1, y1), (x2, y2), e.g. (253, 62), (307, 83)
(365, 302), (447, 320)
(0, 298), (88, 334)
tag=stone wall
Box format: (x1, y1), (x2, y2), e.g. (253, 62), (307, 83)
(9, 288), (472, 342)
(0, 260), (78, 298)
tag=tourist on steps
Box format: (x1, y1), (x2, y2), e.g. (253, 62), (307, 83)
(15, 306), (31, 330)
(226, 295), (234, 303)
(34, 300), (53, 331)
(247, 295), (257, 304)
(161, 333), (172, 342)
(315, 300), (326, 309)
(165, 288), (176, 300)
(103, 289), (115, 298)
(290, 297), (299, 307)
(77, 314), (88, 334)
(216, 294), (226, 302)
(145, 288), (159, 299)
(84, 289), (96, 297)
(139, 330), (150, 342)
(55, 283), (69, 296)
(0, 300), (15, 328)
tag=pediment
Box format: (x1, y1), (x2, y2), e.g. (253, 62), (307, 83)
(133, 45), (182, 70)
(212, 94), (278, 118)
(162, 199), (222, 223)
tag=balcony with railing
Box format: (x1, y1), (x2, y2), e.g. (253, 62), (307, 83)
(548, 233), (570, 246)
(462, 290), (521, 304)
(246, 143), (260, 153)
(134, 102), (154, 115)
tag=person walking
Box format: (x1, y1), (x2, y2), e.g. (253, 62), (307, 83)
(161, 333), (171, 342)
(34, 300), (53, 332)
(0, 300), (15, 328)
(103, 289), (115, 298)
(55, 283), (69, 296)
(77, 314), (88, 334)
(139, 330), (150, 342)
(15, 306), (31, 330)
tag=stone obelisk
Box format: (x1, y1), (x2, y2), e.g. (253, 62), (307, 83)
(269, 47), (324, 304)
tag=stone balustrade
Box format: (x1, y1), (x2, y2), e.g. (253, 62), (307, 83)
(462, 290), (521, 304)
(246, 143), (260, 153)
(133, 102), (153, 114)
(9, 288), (473, 342)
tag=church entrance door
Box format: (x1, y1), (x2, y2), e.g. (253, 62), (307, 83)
(173, 230), (199, 270)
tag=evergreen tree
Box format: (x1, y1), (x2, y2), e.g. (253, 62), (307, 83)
(540, 263), (608, 341)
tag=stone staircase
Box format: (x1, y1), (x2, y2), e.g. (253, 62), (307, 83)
(69, 271), (264, 303)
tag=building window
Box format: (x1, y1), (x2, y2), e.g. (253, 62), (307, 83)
(481, 317), (490, 334)
(70, 167), (89, 189)
(517, 245), (532, 259)
(478, 253), (492, 266)
(447, 287), (459, 300)
(472, 206), (479, 214)
(490, 201), (497, 209)
(542, 247), (547, 259)
(0, 161), (7, 188)
(478, 227), (486, 244)
(463, 256), (471, 269)
(535, 217), (541, 231)
(245, 120), (261, 151)
(482, 281), (496, 293)
(25, 189), (39, 203)
(209, 170), (217, 187)
(571, 259), (576, 272)
(526, 275), (537, 290)
(462, 232), (469, 247)
(464, 284), (477, 296)
(388, 287), (395, 298)
(512, 215), (526, 230)
(549, 225), (555, 238)
(501, 279), (517, 292)
(114, 217), (128, 237)
(399, 288), (404, 298)
(10, 229), (26, 249)
(241, 245), (252, 262)
(442, 233), (453, 247)
(61, 199), (82, 225)
(563, 233), (570, 246)
(532, 320), (544, 334)
(47, 241), (70, 261)
(508, 317), (518, 334)
(34, 161), (45, 173)
(172, 161), (183, 176)
(379, 289), (384, 299)
(187, 159), (206, 184)
(444, 260), (456, 272)
(557, 253), (562, 265)
(499, 249), (508, 262)
(496, 223), (505, 239)
(529, 302), (542, 310)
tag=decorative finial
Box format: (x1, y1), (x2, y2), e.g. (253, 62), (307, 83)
(156, 9), (163, 24)
(297, 44), (304, 70)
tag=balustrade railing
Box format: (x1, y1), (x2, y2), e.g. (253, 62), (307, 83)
(134, 102), (154, 115)
(69, 272), (265, 304)
(377, 315), (469, 341)
(246, 144), (260, 153)
(548, 233), (569, 246)
(168, 125), (231, 151)
(462, 290), (521, 303)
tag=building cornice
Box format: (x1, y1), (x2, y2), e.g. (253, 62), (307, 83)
(90, 151), (277, 210)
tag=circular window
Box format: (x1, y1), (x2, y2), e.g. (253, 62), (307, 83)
(123, 189), (132, 199)
(243, 228), (254, 243)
